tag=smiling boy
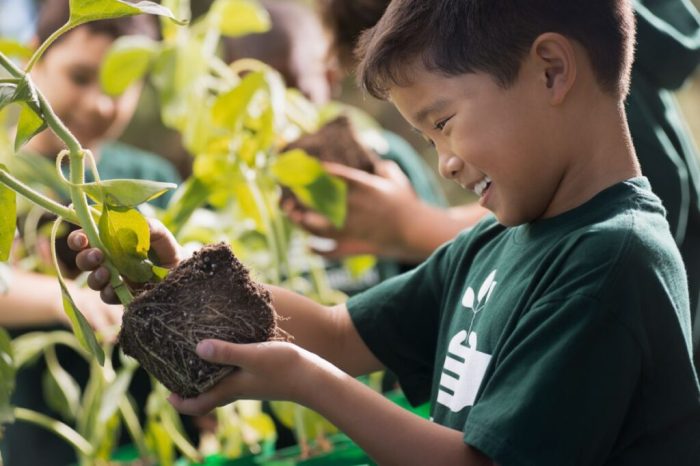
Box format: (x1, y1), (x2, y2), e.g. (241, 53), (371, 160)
(72, 0), (700, 464)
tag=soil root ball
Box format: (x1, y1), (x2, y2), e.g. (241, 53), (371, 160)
(119, 243), (290, 398)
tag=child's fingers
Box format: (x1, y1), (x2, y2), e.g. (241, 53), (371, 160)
(100, 286), (120, 305)
(168, 391), (219, 416)
(67, 229), (89, 251)
(196, 339), (247, 366)
(322, 161), (379, 186)
(86, 266), (110, 290)
(375, 160), (413, 189)
(75, 248), (104, 272)
(147, 218), (181, 268)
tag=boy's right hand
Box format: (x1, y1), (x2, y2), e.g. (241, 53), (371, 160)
(67, 219), (182, 304)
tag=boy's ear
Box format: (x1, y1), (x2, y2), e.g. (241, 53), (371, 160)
(530, 33), (576, 105)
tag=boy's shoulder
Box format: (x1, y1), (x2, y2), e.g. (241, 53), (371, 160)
(98, 141), (181, 184)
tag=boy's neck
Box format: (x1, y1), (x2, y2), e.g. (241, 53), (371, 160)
(541, 100), (640, 219)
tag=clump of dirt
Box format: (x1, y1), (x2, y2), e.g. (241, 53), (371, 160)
(119, 243), (290, 398)
(284, 115), (379, 173)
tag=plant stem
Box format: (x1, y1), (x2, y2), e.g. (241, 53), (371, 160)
(14, 407), (94, 457)
(0, 168), (79, 223)
(243, 164), (282, 283)
(0, 52), (22, 78)
(24, 23), (76, 73)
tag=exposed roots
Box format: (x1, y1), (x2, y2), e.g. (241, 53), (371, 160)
(119, 243), (290, 397)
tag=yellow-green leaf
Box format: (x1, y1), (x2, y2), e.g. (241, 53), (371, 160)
(0, 39), (33, 59)
(209, 0), (270, 37)
(343, 255), (378, 279)
(271, 150), (323, 186)
(100, 35), (158, 96)
(291, 176), (347, 228)
(68, 0), (187, 27)
(15, 102), (46, 151)
(58, 280), (105, 365)
(0, 328), (15, 427)
(160, 177), (211, 235)
(0, 166), (16, 262)
(81, 179), (177, 208)
(212, 71), (265, 130)
(98, 205), (153, 283)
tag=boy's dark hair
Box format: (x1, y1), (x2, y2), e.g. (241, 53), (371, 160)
(356, 0), (636, 99)
(317, 0), (390, 71)
(36, 0), (159, 46)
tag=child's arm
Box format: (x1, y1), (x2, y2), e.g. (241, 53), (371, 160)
(0, 268), (122, 333)
(169, 337), (495, 466)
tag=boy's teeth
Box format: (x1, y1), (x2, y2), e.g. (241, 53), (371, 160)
(474, 177), (492, 196)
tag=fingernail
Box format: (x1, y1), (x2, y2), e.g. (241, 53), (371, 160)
(88, 250), (102, 263)
(197, 341), (213, 358)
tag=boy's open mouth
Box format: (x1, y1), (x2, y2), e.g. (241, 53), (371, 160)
(473, 176), (492, 197)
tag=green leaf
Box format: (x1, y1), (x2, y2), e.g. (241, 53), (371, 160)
(272, 150), (348, 227)
(98, 365), (135, 424)
(68, 0), (187, 27)
(0, 84), (18, 110)
(100, 35), (158, 96)
(343, 255), (378, 279)
(0, 39), (33, 59)
(15, 102), (46, 151)
(293, 175), (347, 228)
(58, 280), (105, 365)
(0, 165), (16, 261)
(42, 347), (81, 422)
(11, 331), (87, 369)
(271, 149), (324, 186)
(99, 205), (153, 283)
(209, 0), (271, 37)
(212, 71), (266, 131)
(160, 177), (211, 235)
(0, 328), (15, 428)
(152, 265), (169, 280)
(81, 179), (177, 208)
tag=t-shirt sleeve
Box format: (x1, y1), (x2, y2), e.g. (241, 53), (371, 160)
(464, 294), (641, 466)
(347, 240), (456, 405)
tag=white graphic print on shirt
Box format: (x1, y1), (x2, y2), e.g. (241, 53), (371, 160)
(437, 270), (496, 413)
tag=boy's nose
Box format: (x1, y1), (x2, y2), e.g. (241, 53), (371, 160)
(88, 90), (117, 119)
(438, 154), (464, 180)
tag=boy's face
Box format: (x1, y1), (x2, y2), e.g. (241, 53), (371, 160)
(29, 27), (141, 155)
(389, 64), (565, 226)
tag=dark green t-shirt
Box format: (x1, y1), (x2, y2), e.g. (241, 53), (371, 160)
(349, 178), (700, 465)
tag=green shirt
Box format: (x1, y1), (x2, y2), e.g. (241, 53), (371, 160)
(630, 0), (700, 368)
(92, 141), (181, 208)
(349, 178), (700, 465)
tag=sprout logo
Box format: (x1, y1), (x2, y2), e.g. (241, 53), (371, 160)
(437, 270), (497, 413)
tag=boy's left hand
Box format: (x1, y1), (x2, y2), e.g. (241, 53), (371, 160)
(168, 339), (329, 415)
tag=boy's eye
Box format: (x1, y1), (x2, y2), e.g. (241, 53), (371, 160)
(434, 116), (453, 132)
(69, 71), (92, 87)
